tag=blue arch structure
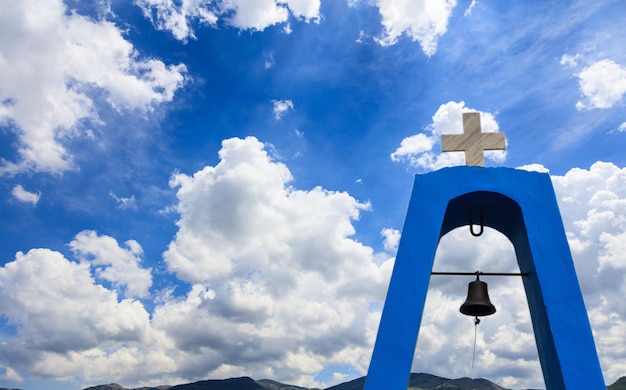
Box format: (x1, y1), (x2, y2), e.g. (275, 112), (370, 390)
(364, 167), (604, 390)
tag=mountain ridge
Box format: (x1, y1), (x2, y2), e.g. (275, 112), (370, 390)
(4, 372), (623, 390)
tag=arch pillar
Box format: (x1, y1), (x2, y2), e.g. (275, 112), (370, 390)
(364, 167), (604, 390)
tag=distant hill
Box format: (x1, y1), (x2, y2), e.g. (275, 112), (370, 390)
(257, 379), (317, 390)
(608, 376), (626, 390)
(429, 376), (508, 390)
(84, 384), (170, 390)
(326, 373), (507, 390)
(169, 377), (264, 390)
(85, 377), (263, 390)
(77, 373), (623, 390)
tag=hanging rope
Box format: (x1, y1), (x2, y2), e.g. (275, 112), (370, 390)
(472, 316), (480, 368)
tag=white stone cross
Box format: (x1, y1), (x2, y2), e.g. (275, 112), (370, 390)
(441, 112), (506, 166)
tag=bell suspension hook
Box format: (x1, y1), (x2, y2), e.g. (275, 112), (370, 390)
(468, 210), (484, 237)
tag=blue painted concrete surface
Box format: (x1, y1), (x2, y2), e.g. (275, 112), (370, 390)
(364, 167), (604, 390)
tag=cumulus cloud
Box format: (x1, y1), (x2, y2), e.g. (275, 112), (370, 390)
(70, 230), (152, 298)
(381, 227), (400, 253)
(11, 185), (41, 206)
(575, 59), (626, 110)
(273, 99), (295, 120)
(136, 0), (321, 40)
(164, 136), (378, 283)
(374, 0), (457, 56)
(549, 162), (626, 383)
(134, 0), (219, 41)
(285, 0), (322, 22)
(0, 0), (187, 174)
(561, 55), (626, 110)
(160, 136), (393, 385)
(391, 101), (505, 171)
(0, 248), (153, 381)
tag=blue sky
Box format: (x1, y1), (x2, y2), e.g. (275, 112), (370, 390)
(1, 0), (625, 389)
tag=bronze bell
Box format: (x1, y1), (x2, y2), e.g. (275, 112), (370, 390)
(460, 274), (496, 317)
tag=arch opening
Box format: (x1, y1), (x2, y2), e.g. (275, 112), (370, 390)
(412, 224), (544, 389)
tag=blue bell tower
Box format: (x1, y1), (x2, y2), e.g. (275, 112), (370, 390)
(364, 114), (605, 390)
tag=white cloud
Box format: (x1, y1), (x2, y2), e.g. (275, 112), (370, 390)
(264, 51), (276, 69)
(356, 30), (369, 43)
(464, 0), (478, 17)
(134, 0), (219, 41)
(0, 248), (154, 381)
(391, 101), (505, 170)
(570, 59), (626, 110)
(0, 365), (22, 382)
(136, 0), (457, 57)
(283, 22), (293, 35)
(560, 53), (582, 68)
(11, 185), (41, 206)
(390, 133), (434, 160)
(619, 122), (626, 132)
(110, 192), (137, 209)
(159, 136), (393, 385)
(164, 136), (377, 284)
(549, 162), (626, 384)
(136, 0), (321, 39)
(285, 0), (322, 22)
(135, 0), (454, 56)
(70, 230), (152, 298)
(374, 0), (457, 56)
(380, 227), (400, 253)
(273, 99), (295, 120)
(222, 0), (290, 31)
(0, 0), (187, 174)
(516, 163), (549, 173)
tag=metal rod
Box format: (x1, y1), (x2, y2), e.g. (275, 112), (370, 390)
(431, 271), (528, 276)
